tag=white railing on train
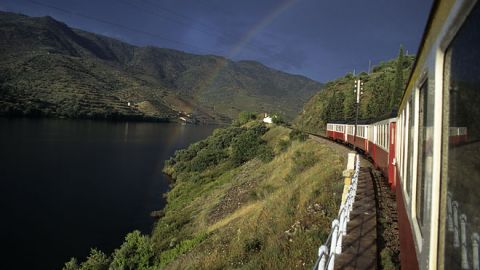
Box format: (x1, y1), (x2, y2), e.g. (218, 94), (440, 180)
(312, 154), (360, 270)
(447, 191), (480, 270)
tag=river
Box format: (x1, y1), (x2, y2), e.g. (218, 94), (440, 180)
(0, 118), (217, 270)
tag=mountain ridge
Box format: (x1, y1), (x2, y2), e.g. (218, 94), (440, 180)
(0, 11), (323, 123)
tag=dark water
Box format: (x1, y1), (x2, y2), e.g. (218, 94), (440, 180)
(0, 118), (216, 270)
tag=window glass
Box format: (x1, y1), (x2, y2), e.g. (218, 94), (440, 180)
(383, 125), (386, 147)
(416, 80), (433, 229)
(407, 93), (416, 196)
(387, 125), (389, 148)
(442, 3), (480, 269)
(381, 125), (384, 147)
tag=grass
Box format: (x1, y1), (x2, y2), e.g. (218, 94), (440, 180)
(158, 124), (346, 269)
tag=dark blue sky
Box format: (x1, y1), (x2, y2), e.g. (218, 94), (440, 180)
(0, 0), (433, 82)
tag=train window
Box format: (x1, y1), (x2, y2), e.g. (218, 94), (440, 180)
(384, 125), (387, 148)
(380, 126), (382, 147)
(378, 126), (381, 146)
(416, 80), (433, 230)
(380, 125), (383, 147)
(383, 125), (386, 147)
(441, 3), (480, 269)
(386, 124), (389, 148)
(406, 93), (416, 196)
(383, 125), (385, 148)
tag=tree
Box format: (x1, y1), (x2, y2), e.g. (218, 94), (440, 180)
(343, 85), (356, 121)
(391, 45), (405, 109)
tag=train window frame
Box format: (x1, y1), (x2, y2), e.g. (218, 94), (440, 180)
(397, 113), (402, 175)
(411, 85), (422, 251)
(383, 124), (387, 149)
(400, 111), (405, 174)
(437, 1), (480, 269)
(387, 124), (390, 149)
(405, 95), (416, 199)
(377, 125), (380, 146)
(413, 73), (430, 241)
(403, 103), (410, 195)
(384, 124), (387, 149)
(381, 125), (384, 148)
(379, 125), (382, 148)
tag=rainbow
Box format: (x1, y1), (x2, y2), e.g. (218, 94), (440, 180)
(197, 0), (300, 102)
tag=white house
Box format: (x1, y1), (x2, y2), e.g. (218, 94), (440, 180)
(263, 113), (273, 124)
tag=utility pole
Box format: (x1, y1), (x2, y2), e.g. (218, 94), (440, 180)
(353, 79), (363, 150)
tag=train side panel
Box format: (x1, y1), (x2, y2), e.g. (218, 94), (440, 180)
(396, 171), (420, 270)
(354, 137), (367, 152)
(375, 146), (389, 177)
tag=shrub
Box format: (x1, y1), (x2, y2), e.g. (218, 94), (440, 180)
(257, 144), (274, 163)
(244, 238), (262, 253)
(380, 248), (397, 270)
(238, 111), (257, 125)
(110, 231), (154, 270)
(249, 122), (269, 136)
(278, 139), (291, 152)
(231, 131), (260, 165)
(187, 147), (228, 172)
(62, 258), (79, 270)
(271, 114), (285, 125)
(159, 233), (208, 267)
(289, 130), (308, 141)
(79, 249), (110, 270)
(291, 151), (318, 172)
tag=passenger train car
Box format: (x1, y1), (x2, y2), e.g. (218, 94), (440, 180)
(326, 1), (479, 269)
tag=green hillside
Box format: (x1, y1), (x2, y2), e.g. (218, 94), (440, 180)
(0, 11), (322, 123)
(294, 48), (415, 134)
(62, 120), (346, 269)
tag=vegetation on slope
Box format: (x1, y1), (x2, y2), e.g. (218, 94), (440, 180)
(63, 117), (346, 269)
(0, 11), (322, 123)
(294, 47), (414, 134)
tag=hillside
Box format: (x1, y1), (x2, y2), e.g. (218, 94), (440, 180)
(294, 50), (415, 134)
(0, 11), (322, 123)
(62, 121), (346, 269)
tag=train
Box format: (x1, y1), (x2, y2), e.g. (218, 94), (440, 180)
(326, 0), (480, 269)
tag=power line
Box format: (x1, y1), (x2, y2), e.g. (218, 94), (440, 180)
(22, 0), (217, 54)
(139, 0), (227, 37)
(137, 0), (302, 67)
(21, 0), (305, 70)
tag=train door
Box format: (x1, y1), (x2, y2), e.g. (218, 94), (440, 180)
(389, 122), (396, 189)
